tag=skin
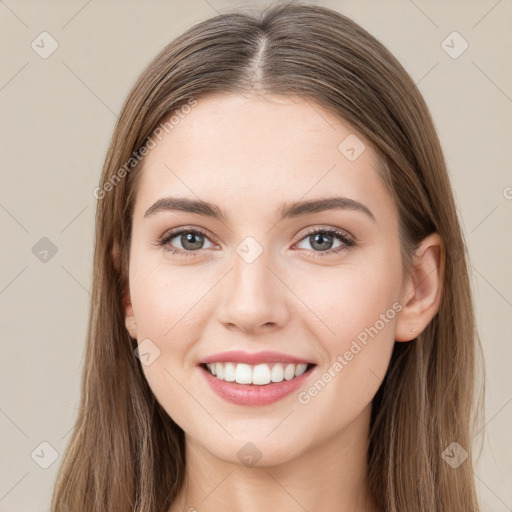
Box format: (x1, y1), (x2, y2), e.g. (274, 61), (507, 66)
(122, 92), (443, 512)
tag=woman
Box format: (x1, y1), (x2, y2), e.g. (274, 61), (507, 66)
(51, 2), (484, 511)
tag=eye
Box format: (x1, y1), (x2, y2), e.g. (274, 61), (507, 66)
(157, 227), (215, 257)
(294, 227), (355, 258)
(157, 226), (356, 259)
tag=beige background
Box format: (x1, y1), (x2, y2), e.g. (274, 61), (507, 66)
(0, 0), (511, 510)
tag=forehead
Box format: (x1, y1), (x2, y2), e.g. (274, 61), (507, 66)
(132, 93), (393, 222)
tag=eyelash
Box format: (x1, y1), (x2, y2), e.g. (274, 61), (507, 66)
(157, 226), (356, 259)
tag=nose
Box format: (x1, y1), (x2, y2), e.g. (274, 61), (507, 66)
(216, 245), (291, 334)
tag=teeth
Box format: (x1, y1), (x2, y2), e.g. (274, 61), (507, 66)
(252, 364), (271, 385)
(284, 363), (296, 381)
(236, 363), (253, 384)
(205, 362), (309, 385)
(271, 364), (284, 383)
(223, 362), (236, 382)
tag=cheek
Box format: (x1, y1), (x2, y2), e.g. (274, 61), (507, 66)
(129, 257), (216, 357)
(296, 254), (401, 346)
(129, 278), (230, 443)
(293, 253), (401, 406)
(128, 260), (211, 426)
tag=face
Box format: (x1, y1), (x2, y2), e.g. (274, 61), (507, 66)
(125, 93), (407, 466)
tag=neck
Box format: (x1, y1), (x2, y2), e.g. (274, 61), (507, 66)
(169, 403), (381, 512)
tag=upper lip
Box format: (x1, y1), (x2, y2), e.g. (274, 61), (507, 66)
(198, 350), (315, 366)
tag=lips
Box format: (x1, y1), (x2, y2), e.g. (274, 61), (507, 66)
(198, 360), (318, 406)
(196, 350), (318, 405)
(197, 350), (315, 366)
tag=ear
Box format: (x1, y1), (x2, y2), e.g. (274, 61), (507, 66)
(395, 233), (445, 342)
(112, 242), (137, 339)
(123, 291), (137, 340)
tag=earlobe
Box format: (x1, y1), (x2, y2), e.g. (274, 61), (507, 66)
(395, 233), (445, 342)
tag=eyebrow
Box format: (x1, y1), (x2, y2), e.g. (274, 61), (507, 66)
(143, 196), (376, 223)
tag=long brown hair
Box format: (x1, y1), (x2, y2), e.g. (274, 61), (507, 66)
(50, 2), (484, 511)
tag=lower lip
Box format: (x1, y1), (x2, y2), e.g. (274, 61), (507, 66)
(198, 364), (316, 406)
